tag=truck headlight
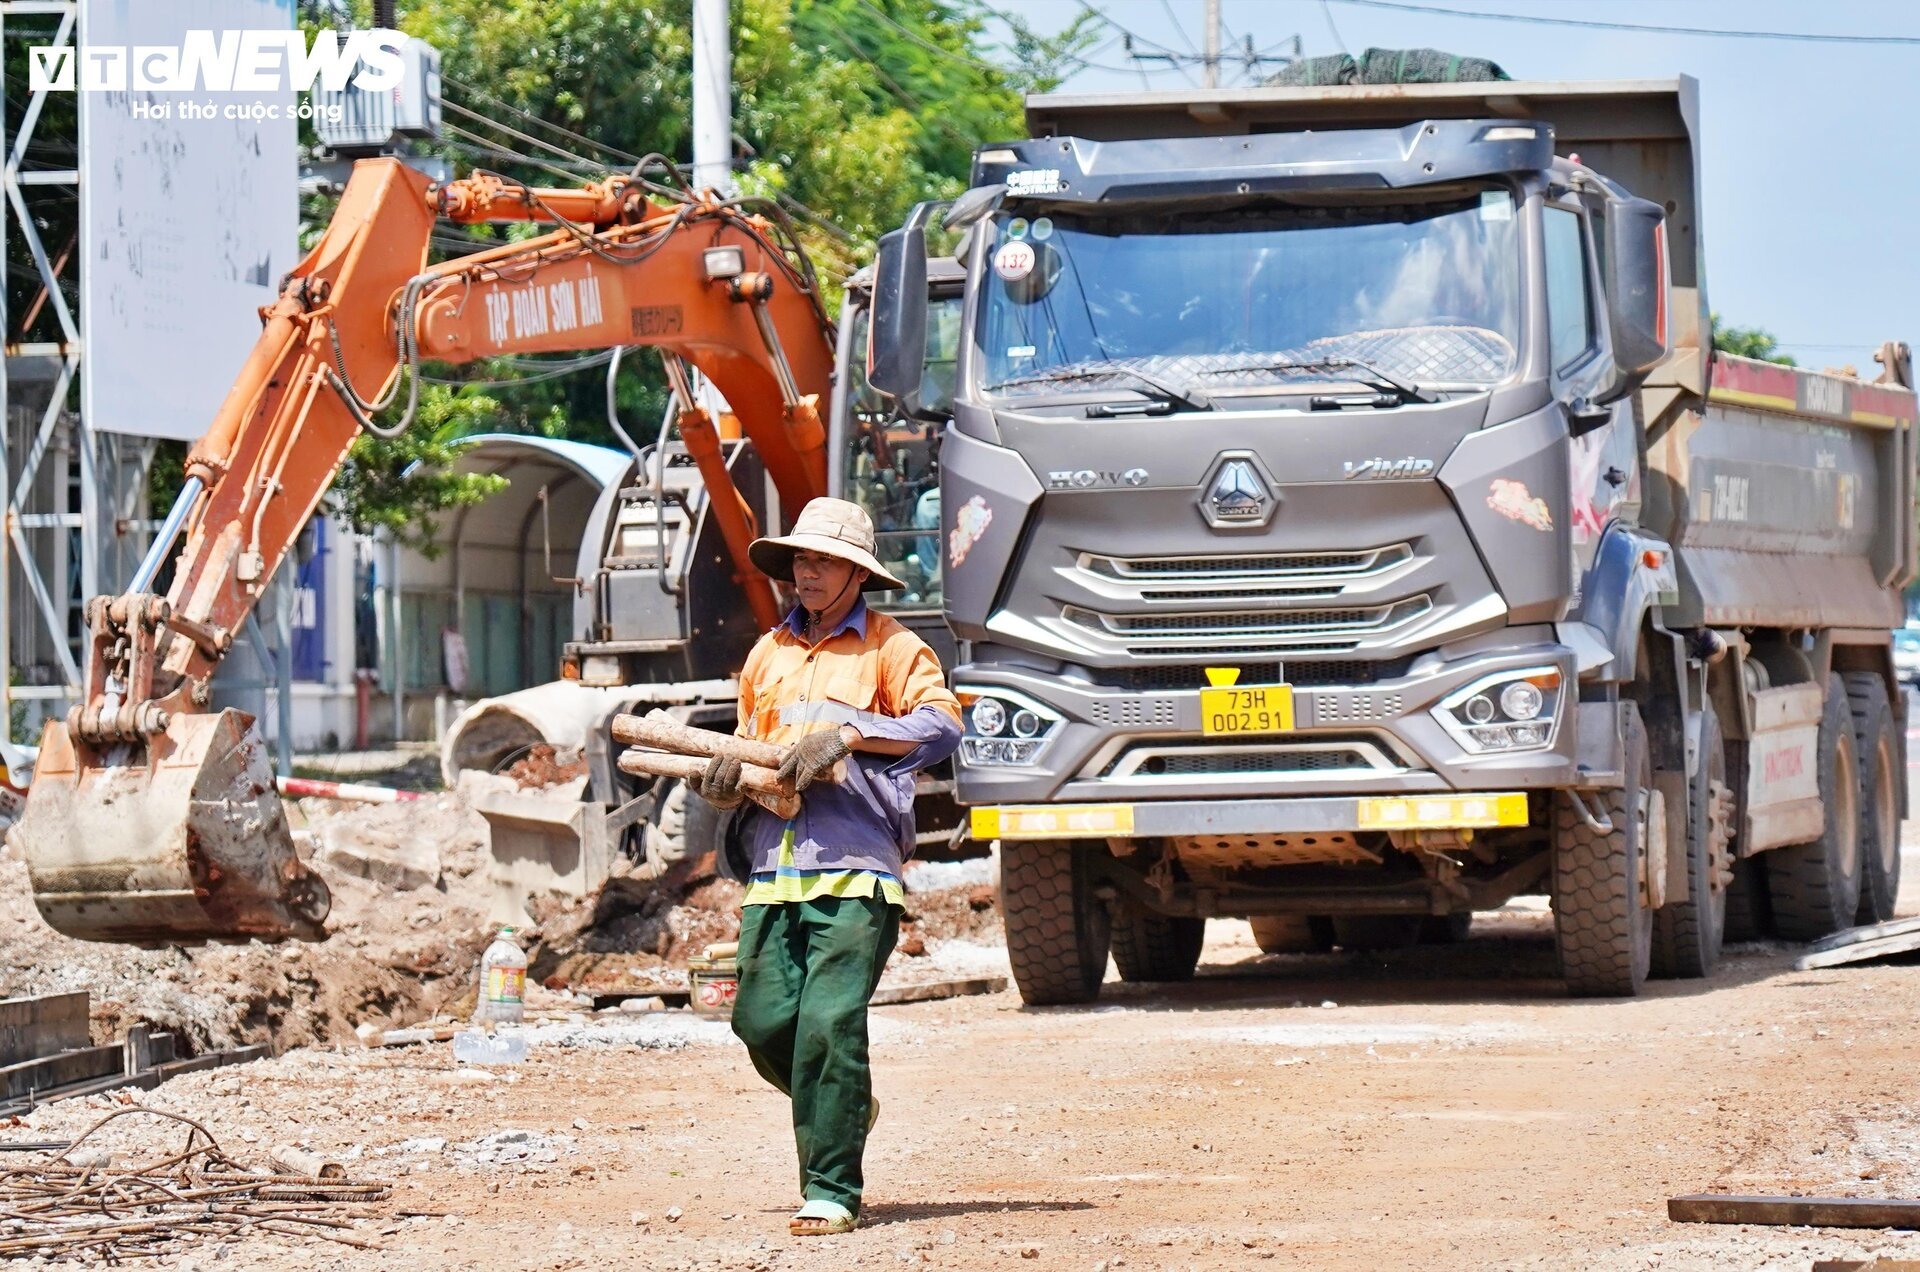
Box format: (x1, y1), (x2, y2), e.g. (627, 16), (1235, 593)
(581, 654), (623, 687)
(957, 688), (1060, 767)
(1433, 668), (1561, 754)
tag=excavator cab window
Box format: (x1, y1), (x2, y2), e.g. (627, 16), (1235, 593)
(843, 297), (962, 612)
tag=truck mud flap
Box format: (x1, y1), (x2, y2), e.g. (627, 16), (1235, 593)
(1741, 683), (1825, 854)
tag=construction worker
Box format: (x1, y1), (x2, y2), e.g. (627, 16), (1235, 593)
(689, 497), (961, 1236)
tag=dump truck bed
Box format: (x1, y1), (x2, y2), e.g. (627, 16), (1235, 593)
(1655, 353), (1918, 629)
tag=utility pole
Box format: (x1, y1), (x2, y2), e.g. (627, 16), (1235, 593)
(1203, 0), (1221, 89)
(691, 0), (732, 195)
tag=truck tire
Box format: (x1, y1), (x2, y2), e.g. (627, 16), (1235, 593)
(1249, 915), (1335, 954)
(1109, 910), (1205, 982)
(1719, 737), (1771, 942)
(1845, 672), (1901, 924)
(999, 840), (1112, 1005)
(1331, 915), (1424, 951)
(1652, 700), (1730, 979)
(1552, 701), (1653, 997)
(1765, 674), (1863, 941)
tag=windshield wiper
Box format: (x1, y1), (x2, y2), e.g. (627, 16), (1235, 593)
(1195, 356), (1437, 404)
(989, 365), (1213, 413)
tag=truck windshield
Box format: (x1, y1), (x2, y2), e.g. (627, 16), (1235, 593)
(977, 188), (1521, 405)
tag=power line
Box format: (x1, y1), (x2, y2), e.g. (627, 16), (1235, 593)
(851, 0), (1016, 76)
(441, 124), (600, 185)
(1157, 0), (1197, 53)
(442, 96), (613, 175)
(1321, 0), (1351, 55)
(439, 72), (645, 166)
(1327, 0), (1920, 45)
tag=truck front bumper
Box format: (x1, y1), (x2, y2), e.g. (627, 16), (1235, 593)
(954, 637), (1593, 806)
(970, 791), (1533, 841)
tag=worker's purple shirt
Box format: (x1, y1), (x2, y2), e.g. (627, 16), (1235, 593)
(739, 599), (961, 878)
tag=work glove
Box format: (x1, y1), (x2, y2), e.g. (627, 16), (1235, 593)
(779, 728), (852, 792)
(690, 754), (746, 810)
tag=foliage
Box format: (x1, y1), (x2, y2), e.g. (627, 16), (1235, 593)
(1710, 312), (1797, 367)
(326, 384), (509, 556)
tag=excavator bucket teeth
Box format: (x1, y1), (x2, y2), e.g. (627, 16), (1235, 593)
(15, 709), (330, 945)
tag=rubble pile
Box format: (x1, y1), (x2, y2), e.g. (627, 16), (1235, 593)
(0, 790), (496, 1053)
(0, 773), (1003, 1052)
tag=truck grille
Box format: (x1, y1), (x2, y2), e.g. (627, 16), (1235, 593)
(1078, 544), (1412, 603)
(1094, 737), (1400, 781)
(1082, 544), (1409, 580)
(1062, 596), (1431, 655)
(1095, 658), (1414, 691)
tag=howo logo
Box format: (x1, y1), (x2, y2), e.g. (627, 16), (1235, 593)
(29, 29), (407, 93)
(1343, 456), (1436, 481)
(1046, 468), (1148, 489)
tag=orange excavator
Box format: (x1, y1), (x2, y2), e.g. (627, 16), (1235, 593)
(14, 156), (846, 943)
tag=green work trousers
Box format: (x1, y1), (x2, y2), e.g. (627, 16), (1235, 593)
(731, 895), (900, 1215)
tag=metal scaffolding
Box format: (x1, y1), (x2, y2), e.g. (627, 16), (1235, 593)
(0, 1), (160, 743)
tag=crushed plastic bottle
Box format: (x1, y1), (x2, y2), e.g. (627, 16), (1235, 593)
(473, 928), (527, 1027)
(452, 1028), (528, 1065)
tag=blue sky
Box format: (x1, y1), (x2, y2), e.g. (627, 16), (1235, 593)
(983, 0), (1917, 373)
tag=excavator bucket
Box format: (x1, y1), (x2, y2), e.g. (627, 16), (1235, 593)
(15, 709), (330, 945)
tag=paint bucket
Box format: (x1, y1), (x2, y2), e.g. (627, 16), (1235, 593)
(687, 950), (739, 1021)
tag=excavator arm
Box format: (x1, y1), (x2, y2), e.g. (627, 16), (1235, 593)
(17, 157), (840, 943)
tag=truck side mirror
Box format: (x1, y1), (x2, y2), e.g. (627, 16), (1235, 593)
(1594, 196), (1670, 403)
(869, 201), (936, 415)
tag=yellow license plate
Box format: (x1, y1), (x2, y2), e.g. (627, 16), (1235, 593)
(1199, 685), (1295, 736)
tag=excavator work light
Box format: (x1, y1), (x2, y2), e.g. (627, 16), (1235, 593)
(703, 246), (745, 279)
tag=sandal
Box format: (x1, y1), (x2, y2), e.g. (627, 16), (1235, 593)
(790, 1199), (857, 1236)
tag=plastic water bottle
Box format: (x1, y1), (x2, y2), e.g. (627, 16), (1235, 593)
(474, 928), (527, 1027)
(452, 1028), (528, 1065)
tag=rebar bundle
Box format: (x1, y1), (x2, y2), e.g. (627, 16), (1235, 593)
(0, 1108), (392, 1261)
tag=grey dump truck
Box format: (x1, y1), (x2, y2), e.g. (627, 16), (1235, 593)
(868, 77), (1918, 1001)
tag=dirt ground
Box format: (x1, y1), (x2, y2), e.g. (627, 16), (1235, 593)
(7, 795), (1920, 1268)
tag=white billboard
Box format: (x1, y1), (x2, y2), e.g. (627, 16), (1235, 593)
(78, 0), (299, 440)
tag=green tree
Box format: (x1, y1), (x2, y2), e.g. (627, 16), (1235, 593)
(328, 384), (509, 556)
(1710, 312), (1797, 367)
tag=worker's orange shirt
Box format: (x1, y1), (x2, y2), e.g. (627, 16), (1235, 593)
(734, 600), (961, 876)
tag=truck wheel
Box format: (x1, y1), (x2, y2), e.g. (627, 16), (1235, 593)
(1652, 701), (1730, 979)
(1109, 910), (1205, 982)
(1249, 915), (1335, 954)
(999, 840), (1112, 1005)
(1718, 738), (1771, 942)
(1765, 674), (1863, 940)
(1845, 672), (1901, 924)
(1331, 915), (1424, 951)
(1552, 701), (1654, 997)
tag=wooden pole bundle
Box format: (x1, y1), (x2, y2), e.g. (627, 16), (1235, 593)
(611, 709), (826, 819)
(616, 750), (800, 819)
(611, 710), (786, 768)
